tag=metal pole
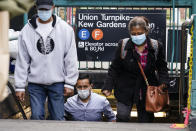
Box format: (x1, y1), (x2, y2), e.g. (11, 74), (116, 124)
(171, 0), (175, 74)
(191, 0), (196, 117)
(179, 20), (188, 122)
(23, 13), (28, 25)
(192, 0), (196, 80)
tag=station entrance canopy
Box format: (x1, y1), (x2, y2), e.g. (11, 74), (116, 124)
(53, 0), (192, 7)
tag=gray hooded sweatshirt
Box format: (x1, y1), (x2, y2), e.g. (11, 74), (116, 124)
(14, 15), (78, 91)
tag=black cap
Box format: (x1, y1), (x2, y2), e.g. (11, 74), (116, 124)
(36, 0), (54, 10)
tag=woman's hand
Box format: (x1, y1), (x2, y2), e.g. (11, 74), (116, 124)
(160, 83), (168, 91)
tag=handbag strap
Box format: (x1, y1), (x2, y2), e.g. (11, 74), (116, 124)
(137, 61), (149, 87)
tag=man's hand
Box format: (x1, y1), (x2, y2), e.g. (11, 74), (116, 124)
(15, 91), (25, 102)
(64, 87), (74, 97)
(102, 90), (112, 97)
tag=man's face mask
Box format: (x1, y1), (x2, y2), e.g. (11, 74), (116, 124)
(77, 88), (90, 100)
(131, 33), (146, 46)
(38, 9), (52, 21)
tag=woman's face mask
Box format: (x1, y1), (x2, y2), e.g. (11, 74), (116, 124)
(38, 9), (52, 21)
(130, 26), (147, 46)
(131, 33), (146, 46)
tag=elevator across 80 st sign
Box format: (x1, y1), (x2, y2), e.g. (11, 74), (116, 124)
(76, 9), (166, 61)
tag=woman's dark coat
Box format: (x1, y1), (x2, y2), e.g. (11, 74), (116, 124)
(102, 36), (170, 105)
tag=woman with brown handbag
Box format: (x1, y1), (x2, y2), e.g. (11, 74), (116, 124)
(102, 16), (170, 122)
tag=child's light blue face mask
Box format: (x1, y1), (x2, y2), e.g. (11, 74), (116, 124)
(131, 33), (146, 46)
(38, 9), (52, 21)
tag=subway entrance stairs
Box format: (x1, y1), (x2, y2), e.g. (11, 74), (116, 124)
(0, 119), (189, 131)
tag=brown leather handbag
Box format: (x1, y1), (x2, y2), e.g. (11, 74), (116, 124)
(137, 61), (169, 113)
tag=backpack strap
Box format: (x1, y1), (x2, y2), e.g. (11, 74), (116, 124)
(121, 38), (129, 59)
(150, 38), (159, 61)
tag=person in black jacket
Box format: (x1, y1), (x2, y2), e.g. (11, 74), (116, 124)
(102, 16), (169, 122)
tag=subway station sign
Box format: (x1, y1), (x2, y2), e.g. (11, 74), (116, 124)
(76, 9), (166, 61)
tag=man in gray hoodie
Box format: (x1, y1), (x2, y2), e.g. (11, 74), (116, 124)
(14, 0), (78, 120)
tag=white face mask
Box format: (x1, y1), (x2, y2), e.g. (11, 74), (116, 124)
(77, 88), (90, 99)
